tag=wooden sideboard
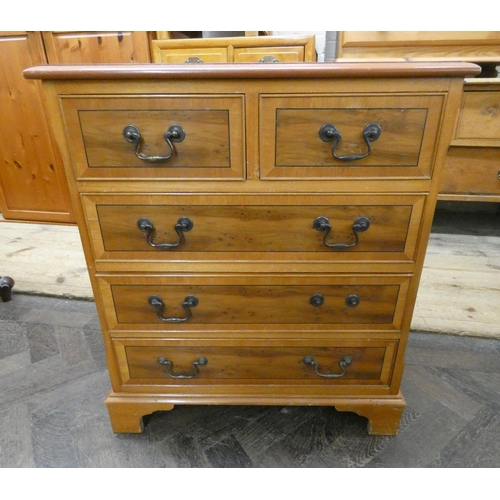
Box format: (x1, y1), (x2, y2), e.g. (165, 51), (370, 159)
(336, 31), (500, 203)
(26, 61), (479, 434)
(0, 31), (151, 223)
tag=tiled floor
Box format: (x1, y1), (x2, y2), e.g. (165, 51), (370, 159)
(1, 293), (500, 468)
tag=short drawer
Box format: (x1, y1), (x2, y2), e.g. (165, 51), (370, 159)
(83, 193), (425, 268)
(112, 338), (398, 390)
(60, 95), (245, 179)
(455, 89), (500, 145)
(154, 47), (228, 63)
(98, 274), (410, 332)
(233, 47), (304, 63)
(259, 93), (445, 179)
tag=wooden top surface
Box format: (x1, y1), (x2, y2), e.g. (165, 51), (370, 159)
(24, 61), (481, 80)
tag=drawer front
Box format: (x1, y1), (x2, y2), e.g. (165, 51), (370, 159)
(61, 95), (245, 179)
(83, 194), (425, 266)
(233, 47), (304, 63)
(113, 338), (397, 389)
(455, 90), (500, 144)
(98, 274), (410, 332)
(260, 94), (444, 179)
(441, 146), (500, 196)
(155, 48), (228, 63)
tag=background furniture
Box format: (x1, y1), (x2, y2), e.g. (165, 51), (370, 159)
(0, 31), (151, 223)
(27, 61), (478, 435)
(441, 79), (500, 202)
(336, 31), (500, 203)
(151, 35), (316, 63)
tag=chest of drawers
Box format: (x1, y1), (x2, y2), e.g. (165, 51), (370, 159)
(26, 61), (479, 435)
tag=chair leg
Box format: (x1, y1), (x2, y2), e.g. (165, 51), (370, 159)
(0, 276), (14, 302)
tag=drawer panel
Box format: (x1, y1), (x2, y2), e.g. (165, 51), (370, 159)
(60, 95), (245, 179)
(233, 47), (304, 63)
(98, 274), (410, 332)
(441, 146), (500, 196)
(155, 48), (228, 63)
(113, 338), (397, 389)
(83, 194), (425, 266)
(456, 90), (500, 143)
(260, 94), (444, 179)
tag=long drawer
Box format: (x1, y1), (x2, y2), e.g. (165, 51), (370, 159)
(260, 93), (445, 179)
(112, 338), (398, 392)
(98, 274), (410, 333)
(83, 193), (425, 269)
(60, 95), (245, 180)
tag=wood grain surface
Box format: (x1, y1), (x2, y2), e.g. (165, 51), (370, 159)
(2, 208), (497, 339)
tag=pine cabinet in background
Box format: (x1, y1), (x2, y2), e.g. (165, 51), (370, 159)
(0, 31), (151, 223)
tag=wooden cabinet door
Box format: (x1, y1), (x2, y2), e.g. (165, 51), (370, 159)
(0, 31), (74, 223)
(42, 31), (151, 63)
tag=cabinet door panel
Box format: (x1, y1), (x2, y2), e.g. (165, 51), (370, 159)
(42, 31), (151, 63)
(0, 32), (73, 222)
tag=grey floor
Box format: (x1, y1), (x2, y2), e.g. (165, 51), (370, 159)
(1, 291), (500, 468)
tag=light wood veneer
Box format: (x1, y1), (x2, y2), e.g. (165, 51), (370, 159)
(151, 35), (316, 64)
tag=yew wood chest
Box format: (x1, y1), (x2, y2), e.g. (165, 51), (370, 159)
(25, 61), (479, 434)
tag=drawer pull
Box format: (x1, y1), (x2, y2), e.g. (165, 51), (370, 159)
(157, 355), (208, 379)
(259, 55), (280, 63)
(185, 56), (204, 64)
(148, 294), (199, 323)
(313, 216), (370, 249)
(345, 294), (361, 307)
(310, 294), (325, 306)
(303, 355), (353, 379)
(311, 293), (361, 308)
(319, 122), (381, 161)
(137, 216), (193, 248)
(122, 124), (185, 163)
